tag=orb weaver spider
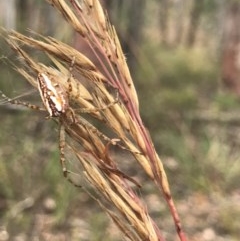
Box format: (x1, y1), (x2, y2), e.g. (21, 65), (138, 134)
(1, 61), (138, 186)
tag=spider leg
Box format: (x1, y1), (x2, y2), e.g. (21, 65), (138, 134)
(59, 122), (68, 177)
(66, 56), (76, 97)
(94, 90), (119, 112)
(75, 91), (119, 114)
(59, 121), (82, 187)
(75, 116), (142, 155)
(1, 91), (45, 112)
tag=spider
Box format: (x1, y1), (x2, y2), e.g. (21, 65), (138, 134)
(1, 71), (80, 185)
(1, 63), (138, 186)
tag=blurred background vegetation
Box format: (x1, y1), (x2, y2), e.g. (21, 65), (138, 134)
(0, 0), (240, 240)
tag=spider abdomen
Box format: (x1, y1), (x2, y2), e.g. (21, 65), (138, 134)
(37, 73), (69, 117)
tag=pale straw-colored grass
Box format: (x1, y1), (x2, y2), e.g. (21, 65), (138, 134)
(2, 0), (187, 240)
